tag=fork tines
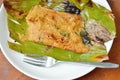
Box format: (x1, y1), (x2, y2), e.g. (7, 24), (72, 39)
(23, 57), (46, 67)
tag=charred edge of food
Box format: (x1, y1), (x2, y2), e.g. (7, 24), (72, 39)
(63, 1), (81, 15)
(4, 0), (27, 19)
(4, 1), (15, 11)
(80, 30), (92, 46)
(87, 0), (93, 7)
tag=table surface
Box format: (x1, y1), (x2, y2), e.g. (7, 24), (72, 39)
(0, 0), (120, 80)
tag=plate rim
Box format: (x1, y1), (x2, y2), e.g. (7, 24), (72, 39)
(0, 0), (114, 79)
(0, 4), (96, 79)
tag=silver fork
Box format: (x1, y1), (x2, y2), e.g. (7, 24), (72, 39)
(23, 55), (119, 68)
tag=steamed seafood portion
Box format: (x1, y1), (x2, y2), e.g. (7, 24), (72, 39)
(19, 5), (89, 53)
(4, 0), (116, 62)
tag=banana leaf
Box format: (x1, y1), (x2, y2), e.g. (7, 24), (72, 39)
(8, 41), (107, 62)
(69, 0), (116, 39)
(4, 0), (111, 62)
(69, 0), (89, 10)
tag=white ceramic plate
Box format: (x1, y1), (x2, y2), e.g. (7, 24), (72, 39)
(0, 0), (113, 80)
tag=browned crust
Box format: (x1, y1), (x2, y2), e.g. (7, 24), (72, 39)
(19, 5), (90, 53)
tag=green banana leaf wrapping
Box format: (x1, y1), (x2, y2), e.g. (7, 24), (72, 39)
(69, 0), (116, 39)
(4, 0), (116, 62)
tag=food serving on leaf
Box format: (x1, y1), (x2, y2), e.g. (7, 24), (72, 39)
(4, 0), (116, 62)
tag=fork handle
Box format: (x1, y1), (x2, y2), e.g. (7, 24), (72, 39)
(63, 62), (119, 68)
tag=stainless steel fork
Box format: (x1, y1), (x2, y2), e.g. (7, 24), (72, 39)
(23, 55), (119, 68)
